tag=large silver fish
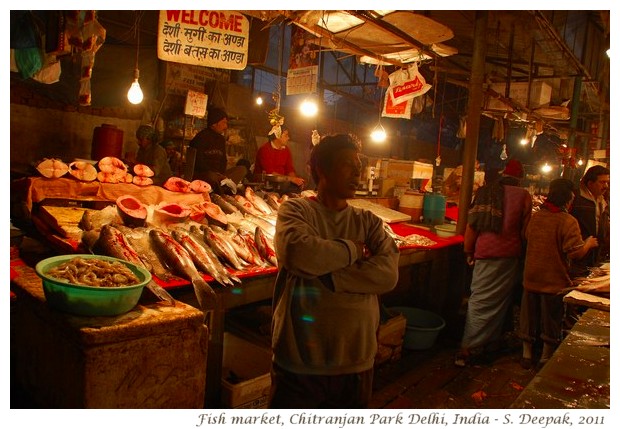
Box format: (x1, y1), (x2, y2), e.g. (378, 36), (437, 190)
(114, 224), (175, 282)
(149, 228), (217, 312)
(237, 228), (270, 267)
(245, 186), (273, 215)
(95, 224), (151, 272)
(95, 224), (174, 304)
(255, 226), (278, 267)
(233, 194), (264, 217)
(171, 227), (237, 287)
(201, 225), (247, 271)
(245, 213), (276, 238)
(264, 192), (281, 211)
(211, 193), (240, 215)
(213, 225), (268, 268)
(222, 194), (251, 215)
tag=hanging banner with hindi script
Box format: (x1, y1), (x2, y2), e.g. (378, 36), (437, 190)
(157, 10), (249, 70)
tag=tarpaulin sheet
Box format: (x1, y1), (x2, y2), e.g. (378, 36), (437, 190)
(14, 177), (209, 215)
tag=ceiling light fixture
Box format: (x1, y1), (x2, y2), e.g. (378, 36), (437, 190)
(541, 163), (552, 174)
(127, 12), (144, 105)
(370, 124), (387, 143)
(255, 94), (263, 105)
(371, 87), (387, 143)
(300, 98), (318, 117)
(520, 138), (529, 146)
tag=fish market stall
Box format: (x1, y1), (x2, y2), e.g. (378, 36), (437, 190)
(11, 167), (466, 408)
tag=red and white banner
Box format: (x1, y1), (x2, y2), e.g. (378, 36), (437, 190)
(157, 10), (249, 70)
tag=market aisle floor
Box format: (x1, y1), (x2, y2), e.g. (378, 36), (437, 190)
(11, 330), (536, 409)
(370, 333), (537, 409)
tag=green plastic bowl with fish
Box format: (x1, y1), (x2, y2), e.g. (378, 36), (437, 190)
(35, 254), (151, 317)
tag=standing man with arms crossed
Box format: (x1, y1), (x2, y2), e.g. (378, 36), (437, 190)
(269, 134), (400, 408)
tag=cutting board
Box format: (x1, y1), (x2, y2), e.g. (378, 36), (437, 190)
(348, 199), (411, 223)
(36, 205), (94, 239)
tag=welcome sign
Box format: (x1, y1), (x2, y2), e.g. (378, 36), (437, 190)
(157, 10), (249, 70)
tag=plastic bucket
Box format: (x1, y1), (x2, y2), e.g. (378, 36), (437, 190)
(399, 191), (424, 222)
(423, 193), (446, 225)
(91, 124), (124, 161)
(389, 307), (445, 350)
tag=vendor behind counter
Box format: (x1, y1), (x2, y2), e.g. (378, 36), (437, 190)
(442, 161), (484, 203)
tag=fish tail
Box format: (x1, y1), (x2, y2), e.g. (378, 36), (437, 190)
(191, 278), (217, 311)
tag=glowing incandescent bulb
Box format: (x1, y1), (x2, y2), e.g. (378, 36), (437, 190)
(370, 126), (387, 143)
(300, 99), (318, 117)
(127, 69), (143, 104)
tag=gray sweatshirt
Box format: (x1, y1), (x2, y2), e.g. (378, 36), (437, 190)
(272, 197), (400, 376)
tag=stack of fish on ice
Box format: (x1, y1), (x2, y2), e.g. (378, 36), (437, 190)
(80, 186), (284, 289)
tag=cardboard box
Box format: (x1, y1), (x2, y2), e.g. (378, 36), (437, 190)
(375, 314), (407, 366)
(221, 332), (272, 409)
(384, 159), (415, 187)
(486, 81), (552, 111)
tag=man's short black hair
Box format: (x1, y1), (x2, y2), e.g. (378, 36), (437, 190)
(581, 165), (610, 185)
(309, 134), (361, 184)
(547, 178), (576, 208)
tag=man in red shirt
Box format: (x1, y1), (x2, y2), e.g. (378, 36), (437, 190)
(254, 126), (305, 192)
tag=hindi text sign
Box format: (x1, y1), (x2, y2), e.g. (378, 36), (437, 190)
(158, 10), (249, 70)
(184, 90), (208, 117)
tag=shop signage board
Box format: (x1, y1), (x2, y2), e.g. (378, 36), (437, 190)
(157, 10), (249, 70)
(184, 90), (208, 118)
(164, 63), (229, 96)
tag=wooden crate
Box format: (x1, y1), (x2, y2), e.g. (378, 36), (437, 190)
(375, 313), (407, 366)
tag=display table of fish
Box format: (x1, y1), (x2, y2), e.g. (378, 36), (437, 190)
(79, 187), (281, 312)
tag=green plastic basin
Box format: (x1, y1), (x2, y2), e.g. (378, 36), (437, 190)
(35, 254), (151, 317)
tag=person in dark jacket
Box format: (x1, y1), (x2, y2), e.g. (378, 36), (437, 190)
(569, 165), (610, 275)
(188, 107), (246, 193)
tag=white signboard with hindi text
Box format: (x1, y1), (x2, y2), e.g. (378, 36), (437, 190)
(184, 90), (208, 117)
(157, 10), (249, 70)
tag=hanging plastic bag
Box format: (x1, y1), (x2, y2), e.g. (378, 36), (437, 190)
(387, 64), (432, 105)
(33, 59), (61, 84)
(382, 91), (413, 119)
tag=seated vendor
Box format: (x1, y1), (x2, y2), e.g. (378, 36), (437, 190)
(254, 125), (305, 193)
(135, 125), (172, 186)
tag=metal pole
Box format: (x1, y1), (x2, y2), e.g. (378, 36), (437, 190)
(564, 76), (582, 179)
(457, 11), (488, 235)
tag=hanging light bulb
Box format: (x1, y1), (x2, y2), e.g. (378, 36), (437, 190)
(127, 12), (143, 105)
(577, 158), (584, 166)
(255, 95), (263, 106)
(541, 162), (552, 173)
(300, 98), (318, 117)
(370, 123), (387, 143)
(127, 68), (143, 104)
(520, 137), (529, 146)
